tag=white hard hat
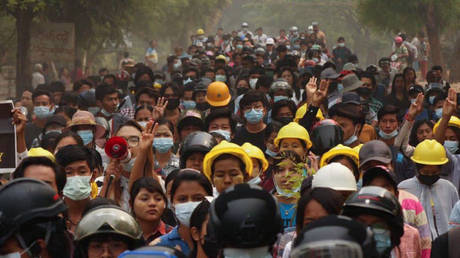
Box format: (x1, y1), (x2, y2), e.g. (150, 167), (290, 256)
(266, 38), (275, 45)
(241, 22), (249, 27)
(312, 163), (357, 191)
(290, 26), (298, 32)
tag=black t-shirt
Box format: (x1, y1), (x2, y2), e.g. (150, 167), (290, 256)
(25, 122), (43, 149)
(431, 232), (448, 258)
(232, 125), (267, 151)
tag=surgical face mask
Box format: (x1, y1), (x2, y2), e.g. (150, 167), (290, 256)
(88, 106), (100, 115)
(174, 201), (201, 227)
(372, 226), (392, 256)
(77, 130), (94, 145)
(435, 108), (443, 119)
(34, 106), (52, 119)
(265, 148), (278, 158)
(338, 42), (345, 47)
(173, 62), (181, 70)
(312, 57), (319, 63)
(137, 121), (148, 128)
(63, 176), (92, 200)
(166, 98), (180, 109)
(122, 157), (136, 171)
(337, 83), (344, 93)
(428, 95), (436, 105)
(249, 78), (258, 89)
(183, 100), (196, 110)
(153, 137), (174, 153)
(344, 127), (359, 146)
(236, 44), (243, 50)
(210, 129), (231, 141)
(293, 44), (300, 49)
(417, 174), (441, 185)
(274, 95), (288, 102)
(46, 129), (62, 135)
(274, 179), (300, 198)
(244, 108), (264, 124)
(215, 74), (227, 82)
(183, 77), (193, 86)
(410, 98), (416, 104)
(247, 176), (261, 185)
(444, 140), (459, 154)
(378, 129), (398, 140)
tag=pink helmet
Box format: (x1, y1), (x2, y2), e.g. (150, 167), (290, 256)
(394, 36), (403, 44)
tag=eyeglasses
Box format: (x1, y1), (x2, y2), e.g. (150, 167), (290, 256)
(88, 240), (127, 255)
(121, 136), (140, 147)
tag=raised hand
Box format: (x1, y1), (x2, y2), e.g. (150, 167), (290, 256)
(305, 76), (318, 104)
(311, 79), (329, 107)
(442, 88), (457, 119)
(406, 93), (424, 121)
(11, 108), (27, 134)
(152, 97), (168, 121)
(139, 121), (157, 151)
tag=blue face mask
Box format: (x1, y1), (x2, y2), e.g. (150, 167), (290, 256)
(265, 148), (278, 158)
(34, 106), (52, 119)
(273, 95), (288, 103)
(244, 108), (264, 124)
(435, 108), (443, 119)
(337, 83), (344, 93)
(444, 140), (459, 154)
(183, 100), (196, 110)
(379, 129), (398, 140)
(215, 75), (226, 82)
(77, 130), (94, 145)
(372, 226), (392, 256)
(210, 129), (231, 141)
(429, 95), (436, 105)
(344, 135), (358, 146)
(153, 137), (174, 153)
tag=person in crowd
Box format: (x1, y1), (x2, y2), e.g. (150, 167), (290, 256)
(241, 142), (269, 185)
(95, 84), (120, 135)
(189, 200), (213, 258)
(25, 89), (56, 148)
(151, 169), (213, 256)
(179, 131), (217, 172)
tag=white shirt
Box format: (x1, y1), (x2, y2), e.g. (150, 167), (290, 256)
(32, 72), (45, 89)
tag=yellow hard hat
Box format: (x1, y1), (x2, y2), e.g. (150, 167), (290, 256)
(203, 141), (253, 181)
(205, 81), (231, 107)
(196, 28), (205, 35)
(320, 144), (359, 168)
(216, 55), (227, 63)
(294, 103), (324, 122)
(28, 147), (55, 162)
(433, 116), (460, 134)
(274, 122), (312, 149)
(241, 143), (269, 172)
(411, 139), (448, 165)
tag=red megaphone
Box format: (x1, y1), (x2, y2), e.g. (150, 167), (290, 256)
(105, 136), (132, 162)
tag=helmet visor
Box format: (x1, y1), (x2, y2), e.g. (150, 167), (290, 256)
(119, 250), (178, 258)
(291, 240), (363, 258)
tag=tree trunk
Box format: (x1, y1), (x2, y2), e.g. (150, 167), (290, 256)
(15, 9), (33, 96)
(425, 2), (443, 68)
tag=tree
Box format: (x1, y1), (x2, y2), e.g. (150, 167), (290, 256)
(357, 0), (460, 70)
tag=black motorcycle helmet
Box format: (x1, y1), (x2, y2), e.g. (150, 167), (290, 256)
(291, 215), (378, 258)
(210, 184), (283, 249)
(342, 186), (404, 248)
(180, 131), (217, 168)
(0, 178), (68, 255)
(310, 119), (344, 155)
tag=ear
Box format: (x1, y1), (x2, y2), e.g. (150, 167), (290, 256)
(190, 226), (201, 242)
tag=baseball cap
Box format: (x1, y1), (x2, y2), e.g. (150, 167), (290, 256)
(45, 115), (67, 128)
(358, 140), (392, 168)
(266, 38), (275, 45)
(362, 166), (397, 190)
(341, 92), (361, 105)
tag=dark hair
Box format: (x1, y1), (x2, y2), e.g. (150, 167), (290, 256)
(409, 120), (434, 146)
(54, 106), (77, 120)
(165, 169), (180, 190)
(265, 121), (284, 141)
(205, 108), (236, 134)
(278, 67), (300, 99)
(160, 82), (182, 99)
(431, 65), (442, 72)
(390, 73), (406, 98)
(88, 148), (103, 170)
(73, 79), (93, 92)
(134, 105), (154, 120)
(211, 154), (247, 179)
(189, 200), (211, 258)
(256, 75), (273, 90)
(13, 157), (66, 195)
(359, 72), (376, 87)
(115, 120), (143, 136)
(32, 89), (53, 103)
(61, 92), (79, 107)
(135, 87), (157, 104)
(170, 170), (213, 201)
(271, 99), (296, 121)
(134, 65), (154, 84)
(295, 187), (344, 233)
(55, 145), (94, 171)
(130, 177), (167, 211)
(403, 67), (416, 83)
(156, 118), (175, 135)
(273, 151), (304, 170)
(377, 104), (399, 121)
(239, 90), (269, 111)
(50, 81), (65, 93)
(95, 84), (118, 101)
(329, 103), (364, 125)
(40, 132), (61, 153)
(56, 130), (84, 146)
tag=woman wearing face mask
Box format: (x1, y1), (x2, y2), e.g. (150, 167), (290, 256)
(242, 142), (269, 186)
(134, 105), (154, 129)
(66, 110), (106, 148)
(130, 177), (173, 243)
(272, 151), (307, 230)
(342, 186), (405, 258)
(385, 74), (409, 111)
(278, 67), (302, 105)
(150, 169), (213, 257)
(403, 67), (417, 91)
(274, 122), (312, 171)
(152, 119), (179, 176)
(214, 67), (228, 83)
(274, 187), (344, 258)
(189, 200), (218, 258)
(271, 99), (297, 125)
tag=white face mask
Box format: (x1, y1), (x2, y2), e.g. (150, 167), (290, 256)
(249, 78), (258, 89)
(63, 176), (92, 200)
(174, 201), (201, 227)
(247, 176), (261, 185)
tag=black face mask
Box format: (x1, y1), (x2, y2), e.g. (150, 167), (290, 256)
(201, 236), (220, 258)
(196, 102), (210, 111)
(417, 174), (440, 186)
(276, 116), (293, 125)
(166, 98), (180, 109)
(237, 87), (249, 96)
(356, 87), (372, 97)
